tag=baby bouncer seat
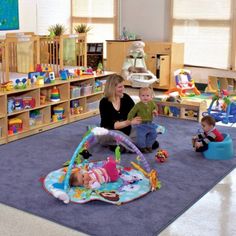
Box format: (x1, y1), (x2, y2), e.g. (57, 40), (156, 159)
(122, 41), (158, 88)
(166, 69), (201, 97)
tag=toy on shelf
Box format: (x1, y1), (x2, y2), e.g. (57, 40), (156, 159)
(14, 98), (23, 110)
(70, 86), (81, 98)
(8, 118), (23, 134)
(50, 86), (60, 102)
(81, 84), (93, 96)
(94, 80), (103, 92)
(40, 94), (46, 105)
(42, 65), (53, 72)
(166, 69), (201, 97)
(0, 81), (14, 92)
(59, 69), (70, 80)
(70, 100), (83, 115)
(52, 106), (65, 121)
(36, 76), (44, 85)
(28, 69), (56, 85)
(74, 68), (82, 76)
(29, 110), (43, 126)
(163, 96), (181, 118)
(28, 72), (40, 84)
(82, 67), (94, 75)
(7, 96), (36, 113)
(122, 41), (157, 87)
(155, 149), (169, 163)
(96, 62), (103, 74)
(14, 77), (28, 89)
(43, 127), (161, 205)
(48, 72), (55, 83)
(36, 64), (43, 72)
(22, 97), (36, 109)
(42, 71), (55, 84)
(7, 98), (15, 113)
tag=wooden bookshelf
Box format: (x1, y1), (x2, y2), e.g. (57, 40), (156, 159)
(0, 72), (114, 145)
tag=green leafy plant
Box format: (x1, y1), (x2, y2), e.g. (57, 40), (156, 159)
(48, 24), (66, 37)
(74, 24), (92, 33)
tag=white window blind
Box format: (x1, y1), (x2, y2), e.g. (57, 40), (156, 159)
(72, 0), (114, 18)
(172, 0), (232, 69)
(72, 0), (118, 44)
(36, 0), (70, 35)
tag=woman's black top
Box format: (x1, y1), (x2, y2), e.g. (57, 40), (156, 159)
(99, 93), (135, 136)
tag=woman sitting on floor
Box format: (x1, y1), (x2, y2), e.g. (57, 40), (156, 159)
(99, 74), (159, 152)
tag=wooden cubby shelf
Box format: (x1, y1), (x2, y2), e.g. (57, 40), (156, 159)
(155, 99), (207, 122)
(0, 72), (114, 145)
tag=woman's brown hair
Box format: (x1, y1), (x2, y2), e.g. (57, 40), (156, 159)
(104, 74), (124, 102)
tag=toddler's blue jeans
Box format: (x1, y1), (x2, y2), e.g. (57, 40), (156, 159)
(135, 122), (157, 149)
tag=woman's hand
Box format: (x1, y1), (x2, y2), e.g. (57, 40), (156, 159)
(131, 116), (142, 125)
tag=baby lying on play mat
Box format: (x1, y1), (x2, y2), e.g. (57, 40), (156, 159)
(69, 157), (120, 189)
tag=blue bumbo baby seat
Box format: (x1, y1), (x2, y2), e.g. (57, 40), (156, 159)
(203, 133), (234, 160)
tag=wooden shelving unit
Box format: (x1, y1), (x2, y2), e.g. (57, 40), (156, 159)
(0, 72), (114, 145)
(155, 99), (207, 122)
(206, 76), (236, 94)
(0, 93), (7, 144)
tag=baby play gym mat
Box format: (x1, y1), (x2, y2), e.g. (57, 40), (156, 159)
(43, 127), (160, 205)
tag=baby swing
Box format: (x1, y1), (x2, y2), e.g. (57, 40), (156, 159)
(122, 41), (158, 88)
(43, 127), (160, 205)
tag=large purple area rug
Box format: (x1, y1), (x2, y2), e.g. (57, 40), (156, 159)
(0, 116), (235, 236)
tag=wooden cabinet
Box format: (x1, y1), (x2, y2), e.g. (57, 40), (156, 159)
(144, 42), (184, 90)
(0, 72), (113, 145)
(106, 40), (141, 75)
(106, 40), (184, 90)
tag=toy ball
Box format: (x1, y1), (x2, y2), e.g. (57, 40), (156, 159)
(155, 149), (169, 163)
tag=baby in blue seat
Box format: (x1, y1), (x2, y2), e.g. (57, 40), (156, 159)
(192, 115), (224, 152)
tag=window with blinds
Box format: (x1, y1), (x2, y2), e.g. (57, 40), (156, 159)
(71, 0), (119, 44)
(171, 0), (232, 70)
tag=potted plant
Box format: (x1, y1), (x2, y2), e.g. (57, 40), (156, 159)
(74, 23), (92, 33)
(48, 24), (66, 37)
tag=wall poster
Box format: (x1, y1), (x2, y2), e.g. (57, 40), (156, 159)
(0, 0), (19, 30)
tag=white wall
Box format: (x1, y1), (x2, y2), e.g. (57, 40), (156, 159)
(120, 0), (170, 41)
